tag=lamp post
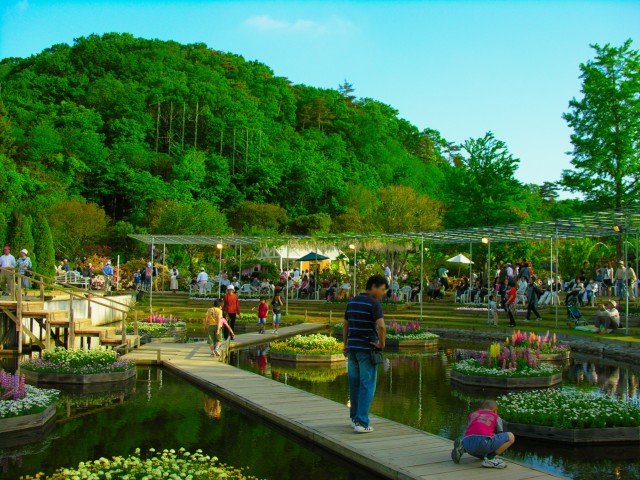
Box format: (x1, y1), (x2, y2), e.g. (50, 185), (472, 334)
(482, 237), (490, 324)
(349, 243), (357, 296)
(216, 243), (223, 299)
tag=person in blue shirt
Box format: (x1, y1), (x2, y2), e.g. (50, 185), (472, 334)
(343, 274), (388, 434)
(103, 260), (114, 291)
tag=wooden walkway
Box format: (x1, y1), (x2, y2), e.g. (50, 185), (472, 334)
(124, 326), (561, 480)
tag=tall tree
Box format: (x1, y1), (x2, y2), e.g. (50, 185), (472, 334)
(10, 214), (36, 270)
(562, 40), (640, 211)
(33, 215), (56, 277)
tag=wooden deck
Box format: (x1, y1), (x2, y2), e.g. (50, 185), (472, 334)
(124, 325), (561, 480)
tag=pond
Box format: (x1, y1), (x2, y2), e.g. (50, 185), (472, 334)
(0, 365), (378, 480)
(234, 340), (640, 480)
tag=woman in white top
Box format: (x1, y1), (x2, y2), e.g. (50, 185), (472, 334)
(169, 266), (179, 293)
(16, 249), (32, 290)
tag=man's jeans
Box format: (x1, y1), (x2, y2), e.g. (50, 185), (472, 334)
(348, 351), (378, 427)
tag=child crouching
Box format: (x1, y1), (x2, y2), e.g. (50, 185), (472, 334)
(451, 399), (515, 469)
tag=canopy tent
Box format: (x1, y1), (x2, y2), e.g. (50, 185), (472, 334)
(446, 254), (474, 264)
(256, 246), (343, 271)
(297, 252), (330, 262)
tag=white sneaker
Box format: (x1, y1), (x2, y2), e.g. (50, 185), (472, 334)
(351, 420), (357, 429)
(354, 425), (374, 433)
(482, 457), (507, 469)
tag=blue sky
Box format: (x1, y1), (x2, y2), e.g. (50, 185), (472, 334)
(2, 1), (639, 190)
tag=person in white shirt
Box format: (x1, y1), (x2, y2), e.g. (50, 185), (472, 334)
(0, 245), (17, 298)
(196, 268), (209, 295)
(594, 300), (620, 333)
(169, 266), (180, 293)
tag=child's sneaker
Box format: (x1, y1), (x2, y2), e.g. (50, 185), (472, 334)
(482, 457), (506, 469)
(450, 438), (465, 464)
(350, 420), (357, 430)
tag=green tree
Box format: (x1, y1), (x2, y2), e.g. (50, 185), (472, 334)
(33, 215), (56, 277)
(47, 200), (110, 259)
(443, 132), (527, 228)
(288, 213), (332, 235)
(228, 202), (288, 234)
(149, 200), (228, 235)
(562, 40), (640, 213)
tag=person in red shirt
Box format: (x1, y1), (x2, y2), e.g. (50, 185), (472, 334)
(451, 400), (515, 469)
(256, 297), (268, 334)
(505, 280), (517, 327)
(223, 285), (241, 339)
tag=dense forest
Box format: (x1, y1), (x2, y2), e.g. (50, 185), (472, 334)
(0, 34), (637, 276)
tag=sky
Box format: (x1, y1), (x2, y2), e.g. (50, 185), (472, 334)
(1, 0), (639, 190)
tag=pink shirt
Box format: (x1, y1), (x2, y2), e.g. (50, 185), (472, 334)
(464, 409), (499, 437)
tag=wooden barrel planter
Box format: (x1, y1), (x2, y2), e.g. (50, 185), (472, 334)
(24, 368), (136, 385)
(450, 369), (562, 389)
(503, 421), (640, 444)
(270, 352), (346, 364)
(0, 404), (56, 435)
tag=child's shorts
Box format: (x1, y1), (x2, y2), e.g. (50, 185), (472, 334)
(206, 325), (219, 345)
(462, 433), (511, 459)
(258, 317), (266, 324)
(273, 312), (282, 324)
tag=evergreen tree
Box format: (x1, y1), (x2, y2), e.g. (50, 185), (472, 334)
(10, 214), (36, 270)
(33, 215), (56, 277)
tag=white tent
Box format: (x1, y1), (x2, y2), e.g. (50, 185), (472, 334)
(446, 254), (474, 264)
(256, 246), (344, 271)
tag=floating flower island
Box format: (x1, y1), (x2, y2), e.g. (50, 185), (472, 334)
(0, 372), (59, 435)
(22, 347), (136, 385)
(499, 390), (640, 443)
(123, 314), (186, 342)
(22, 447), (261, 480)
(451, 343), (562, 389)
(386, 320), (439, 350)
(270, 334), (345, 364)
(507, 330), (570, 362)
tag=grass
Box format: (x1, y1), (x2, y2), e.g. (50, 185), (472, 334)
(133, 292), (640, 345)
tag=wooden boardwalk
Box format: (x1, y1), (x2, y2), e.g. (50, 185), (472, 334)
(124, 326), (561, 480)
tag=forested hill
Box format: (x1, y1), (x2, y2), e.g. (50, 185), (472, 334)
(0, 33), (575, 263)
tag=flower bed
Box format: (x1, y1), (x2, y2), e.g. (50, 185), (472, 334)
(386, 320), (439, 349)
(0, 372), (58, 434)
(499, 390), (640, 443)
(22, 347), (136, 384)
(451, 343), (562, 388)
(22, 447), (260, 480)
(455, 306), (528, 315)
(506, 330), (570, 361)
(124, 320), (187, 338)
(270, 334), (345, 363)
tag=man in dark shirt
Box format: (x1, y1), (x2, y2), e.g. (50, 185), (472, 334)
(343, 274), (388, 433)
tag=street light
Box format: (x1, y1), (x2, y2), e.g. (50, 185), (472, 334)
(216, 243), (223, 298)
(349, 243), (357, 296)
(481, 238), (491, 324)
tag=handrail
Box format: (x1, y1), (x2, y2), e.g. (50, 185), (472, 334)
(0, 267), (130, 314)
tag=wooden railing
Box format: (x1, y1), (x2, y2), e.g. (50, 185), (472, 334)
(0, 267), (134, 353)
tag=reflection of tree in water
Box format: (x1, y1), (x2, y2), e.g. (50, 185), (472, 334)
(203, 397), (221, 420)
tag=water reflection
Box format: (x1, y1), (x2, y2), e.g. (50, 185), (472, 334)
(236, 342), (640, 480)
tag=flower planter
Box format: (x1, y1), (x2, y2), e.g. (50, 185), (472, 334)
(537, 350), (571, 362)
(0, 404), (56, 434)
(23, 368), (136, 385)
(386, 338), (439, 350)
(503, 421), (640, 444)
(270, 352), (346, 364)
(450, 369), (562, 389)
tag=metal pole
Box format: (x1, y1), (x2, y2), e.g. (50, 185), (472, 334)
(353, 243), (357, 297)
(218, 243), (223, 299)
(625, 231), (629, 332)
(487, 241), (491, 324)
(636, 232), (639, 302)
(116, 254), (120, 291)
(420, 235), (424, 322)
(549, 235), (553, 311)
(162, 244), (166, 291)
(286, 242), (290, 315)
(239, 245), (242, 286)
(150, 237), (154, 316)
(469, 242), (472, 282)
(555, 234), (559, 328)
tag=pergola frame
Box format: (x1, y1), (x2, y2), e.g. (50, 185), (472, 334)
(130, 208), (640, 330)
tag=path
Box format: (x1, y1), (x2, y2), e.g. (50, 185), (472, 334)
(124, 327), (561, 480)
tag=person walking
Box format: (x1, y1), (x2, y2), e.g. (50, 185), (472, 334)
(343, 274), (388, 434)
(615, 260), (627, 300)
(196, 267), (208, 295)
(0, 245), (17, 298)
(16, 249), (33, 291)
(102, 260), (114, 292)
(271, 292), (283, 334)
(524, 278), (542, 322)
(169, 266), (180, 293)
(505, 280), (517, 327)
(223, 284), (240, 339)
